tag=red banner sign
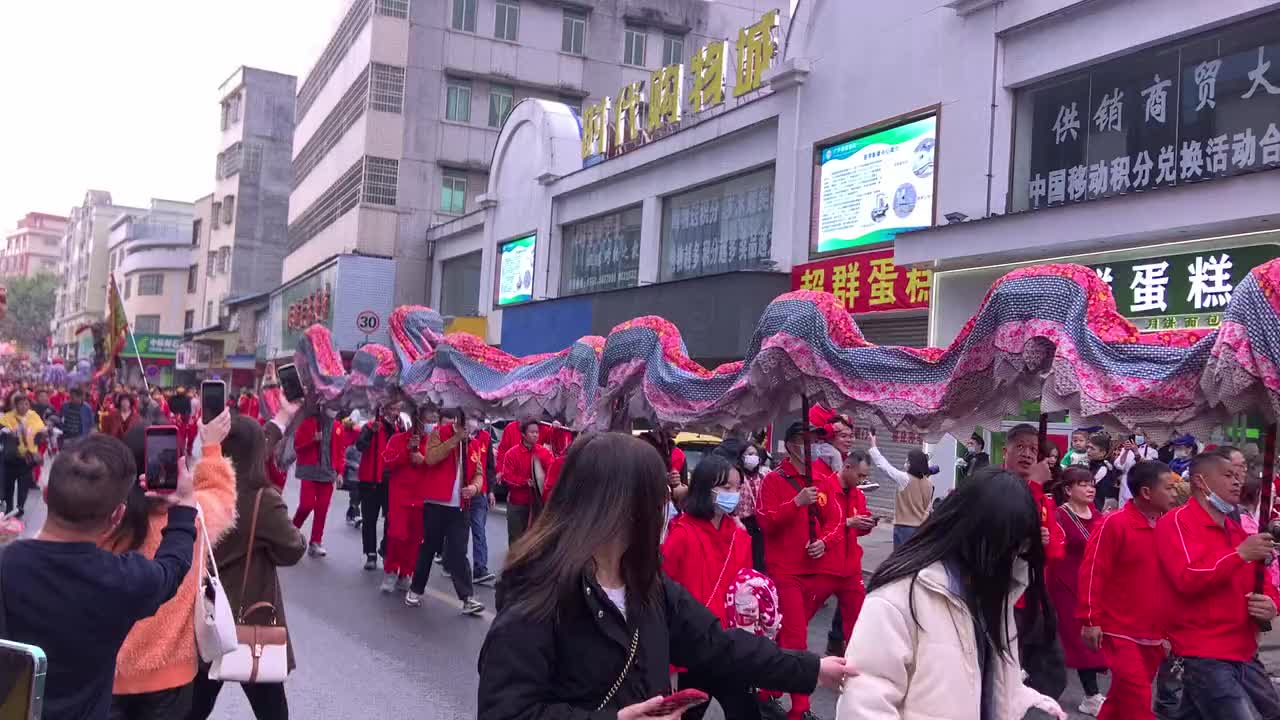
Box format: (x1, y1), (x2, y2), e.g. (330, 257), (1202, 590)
(287, 286), (331, 332)
(791, 248), (931, 313)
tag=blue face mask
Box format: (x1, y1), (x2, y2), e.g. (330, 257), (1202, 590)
(714, 491), (741, 515)
(1206, 490), (1236, 515)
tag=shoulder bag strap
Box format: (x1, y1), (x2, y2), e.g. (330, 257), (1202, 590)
(595, 627), (640, 712)
(237, 489), (266, 622)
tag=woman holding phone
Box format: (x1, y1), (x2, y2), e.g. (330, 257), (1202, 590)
(478, 432), (853, 720)
(104, 410), (235, 718)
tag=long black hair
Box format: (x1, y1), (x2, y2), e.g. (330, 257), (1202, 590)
(499, 432), (668, 623)
(223, 414), (270, 494)
(867, 466), (1047, 657)
(685, 454), (733, 520)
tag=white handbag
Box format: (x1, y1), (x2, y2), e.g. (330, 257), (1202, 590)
(194, 507), (237, 662)
(209, 489), (290, 684)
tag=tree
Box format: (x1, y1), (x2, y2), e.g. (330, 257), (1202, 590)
(0, 273), (58, 352)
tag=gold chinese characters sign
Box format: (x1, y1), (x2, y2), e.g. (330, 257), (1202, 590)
(581, 9), (780, 161)
(791, 248), (932, 313)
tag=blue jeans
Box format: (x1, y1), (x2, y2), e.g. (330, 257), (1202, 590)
(893, 524), (917, 547)
(1177, 656), (1280, 720)
(470, 491), (489, 576)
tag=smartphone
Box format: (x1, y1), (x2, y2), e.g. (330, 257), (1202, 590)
(200, 380), (226, 425)
(143, 426), (181, 493)
(0, 640), (46, 720)
(278, 363), (305, 403)
(649, 689), (709, 715)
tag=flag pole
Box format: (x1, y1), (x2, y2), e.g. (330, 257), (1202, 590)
(124, 320), (151, 394)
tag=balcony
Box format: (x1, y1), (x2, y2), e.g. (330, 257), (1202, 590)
(118, 247), (194, 275)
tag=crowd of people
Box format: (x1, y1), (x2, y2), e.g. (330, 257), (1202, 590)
(5, 371), (1280, 720)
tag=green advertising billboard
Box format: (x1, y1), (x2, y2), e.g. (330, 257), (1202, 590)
(497, 234), (536, 306)
(1087, 244), (1280, 331)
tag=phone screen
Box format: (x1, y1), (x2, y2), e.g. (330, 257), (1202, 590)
(0, 640), (46, 720)
(201, 381), (225, 425)
(278, 364), (304, 403)
(144, 427), (181, 492)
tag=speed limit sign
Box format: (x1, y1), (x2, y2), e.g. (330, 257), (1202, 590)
(356, 310), (380, 334)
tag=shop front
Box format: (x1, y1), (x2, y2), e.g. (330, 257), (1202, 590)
(119, 334), (181, 388)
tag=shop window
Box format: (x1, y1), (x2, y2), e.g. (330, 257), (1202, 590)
(1011, 12), (1280, 213)
(560, 207), (642, 296)
(660, 167), (775, 282)
(440, 250), (482, 316)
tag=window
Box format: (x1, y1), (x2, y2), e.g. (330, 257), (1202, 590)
(561, 207), (642, 296)
(217, 247), (231, 274)
(623, 27), (646, 66)
(374, 0), (409, 18)
(363, 157), (399, 206)
(450, 0), (476, 31)
(662, 33), (684, 65)
(441, 171), (467, 214)
(660, 168), (775, 281)
(294, 65), (370, 188)
(440, 251), (482, 316)
(370, 63), (405, 113)
(222, 195), (235, 225)
(134, 315), (161, 334)
(488, 83), (514, 128)
(287, 158), (363, 250)
(445, 78), (472, 122)
(206, 252), (216, 277)
(229, 94), (241, 124)
(137, 273), (164, 296)
(205, 301), (214, 327)
(218, 142), (242, 178)
(108, 251), (116, 272)
(187, 265), (198, 293)
(184, 310), (194, 331)
(123, 277), (132, 299)
(211, 202), (221, 229)
(562, 11), (585, 54)
(191, 218), (202, 247)
(220, 102), (229, 130)
(494, 0), (519, 41)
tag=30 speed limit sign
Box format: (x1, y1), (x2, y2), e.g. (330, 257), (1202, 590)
(356, 310), (380, 334)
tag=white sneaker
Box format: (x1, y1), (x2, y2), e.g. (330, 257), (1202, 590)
(461, 597), (485, 615)
(1078, 694), (1105, 716)
(380, 573), (398, 593)
(307, 542), (327, 558)
(396, 574), (412, 592)
(405, 591), (423, 608)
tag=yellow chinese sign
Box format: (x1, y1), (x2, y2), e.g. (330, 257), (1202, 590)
(581, 9), (780, 161)
(793, 248), (931, 313)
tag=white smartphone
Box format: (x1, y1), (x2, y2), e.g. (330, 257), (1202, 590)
(0, 639), (46, 719)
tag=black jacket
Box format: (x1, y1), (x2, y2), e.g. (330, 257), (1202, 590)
(478, 572), (818, 719)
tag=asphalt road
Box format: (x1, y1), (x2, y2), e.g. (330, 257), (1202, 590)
(14, 486), (1186, 719)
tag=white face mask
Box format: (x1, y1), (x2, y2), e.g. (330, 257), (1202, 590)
(743, 455), (760, 471)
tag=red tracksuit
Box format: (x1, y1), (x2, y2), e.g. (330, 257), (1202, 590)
(832, 474), (872, 644)
(382, 430), (427, 576)
(1156, 498), (1280, 661)
(756, 457), (845, 719)
(1077, 501), (1165, 720)
(292, 415), (335, 544)
(662, 515), (753, 626)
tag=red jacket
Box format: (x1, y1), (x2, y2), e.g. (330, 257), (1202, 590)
(1029, 479), (1067, 562)
(1076, 501), (1163, 642)
(497, 422), (523, 467)
(383, 431), (428, 508)
(662, 515), (753, 626)
(237, 395), (259, 420)
(357, 419), (396, 483)
(501, 442), (555, 506)
(543, 455), (565, 505)
(423, 423), (474, 504)
(831, 471), (873, 579)
(755, 457), (845, 578)
(1157, 498), (1280, 661)
(331, 420), (356, 474)
(294, 416), (322, 468)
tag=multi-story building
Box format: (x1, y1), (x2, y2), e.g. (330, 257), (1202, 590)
(51, 191), (144, 362)
(272, 0), (776, 358)
(1, 213), (68, 279)
(182, 67), (296, 385)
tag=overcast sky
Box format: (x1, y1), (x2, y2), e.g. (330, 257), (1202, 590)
(0, 0), (348, 228)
